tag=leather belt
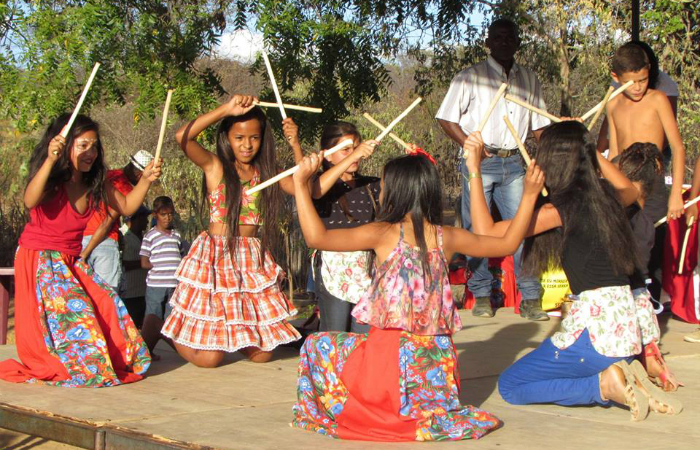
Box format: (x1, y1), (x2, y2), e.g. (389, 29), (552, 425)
(485, 146), (519, 158)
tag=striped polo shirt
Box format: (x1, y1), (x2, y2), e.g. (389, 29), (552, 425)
(140, 228), (183, 288)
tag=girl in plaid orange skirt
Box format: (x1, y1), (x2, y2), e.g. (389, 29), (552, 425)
(162, 95), (372, 367)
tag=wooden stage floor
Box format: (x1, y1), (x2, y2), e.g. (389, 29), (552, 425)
(1, 309), (699, 450)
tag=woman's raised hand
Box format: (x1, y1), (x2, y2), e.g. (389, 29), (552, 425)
(351, 140), (378, 161)
(523, 160), (545, 197)
(141, 158), (163, 183)
(282, 118), (300, 146)
(464, 131), (487, 173)
(47, 131), (67, 162)
(294, 152), (324, 185)
(225, 95), (257, 116)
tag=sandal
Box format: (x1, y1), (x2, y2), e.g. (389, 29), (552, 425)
(625, 360), (683, 415)
(642, 342), (683, 392)
(612, 362), (649, 422)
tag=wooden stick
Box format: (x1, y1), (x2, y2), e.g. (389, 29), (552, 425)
(655, 195), (700, 227)
(503, 115), (548, 197)
(477, 83), (508, 132)
(587, 86), (615, 130)
(504, 94), (562, 123)
(375, 98), (423, 142)
(60, 62), (101, 140)
(247, 97), (422, 195)
(245, 139), (354, 195)
(261, 50), (287, 120)
(255, 101), (322, 113)
(463, 83), (507, 160)
(153, 89), (174, 163)
(362, 113), (411, 150)
(580, 80), (634, 121)
(678, 216), (695, 275)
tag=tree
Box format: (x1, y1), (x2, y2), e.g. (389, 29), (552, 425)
(0, 1), (231, 132)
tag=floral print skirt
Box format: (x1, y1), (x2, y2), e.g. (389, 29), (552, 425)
(0, 247), (151, 387)
(292, 327), (500, 441)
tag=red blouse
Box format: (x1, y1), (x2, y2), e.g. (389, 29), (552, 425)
(19, 186), (93, 256)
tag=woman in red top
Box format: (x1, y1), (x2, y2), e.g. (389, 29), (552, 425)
(0, 114), (161, 387)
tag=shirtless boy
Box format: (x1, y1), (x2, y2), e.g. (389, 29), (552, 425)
(606, 42), (686, 222)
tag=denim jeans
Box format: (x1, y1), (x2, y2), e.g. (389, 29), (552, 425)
(460, 154), (542, 300)
(145, 286), (175, 320)
(313, 257), (369, 333)
(498, 330), (631, 406)
(81, 236), (122, 291)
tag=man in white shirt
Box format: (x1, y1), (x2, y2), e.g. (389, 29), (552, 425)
(436, 18), (551, 320)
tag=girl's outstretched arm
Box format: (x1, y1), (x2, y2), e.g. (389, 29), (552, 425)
(444, 161), (546, 260)
(107, 159), (162, 216)
(24, 132), (66, 208)
(465, 132), (561, 238)
(311, 140), (378, 198)
(596, 150), (638, 206)
(175, 95), (257, 175)
(293, 152), (385, 252)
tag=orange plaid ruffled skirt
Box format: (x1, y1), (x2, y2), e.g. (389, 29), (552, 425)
(161, 232), (300, 352)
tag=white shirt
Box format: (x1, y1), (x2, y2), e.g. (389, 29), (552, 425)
(611, 70), (679, 97)
(436, 55), (551, 149)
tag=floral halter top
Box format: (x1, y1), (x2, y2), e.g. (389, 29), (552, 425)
(351, 223), (462, 335)
(208, 171), (261, 225)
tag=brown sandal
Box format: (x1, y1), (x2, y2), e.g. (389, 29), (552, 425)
(627, 360), (683, 415)
(614, 362), (649, 421)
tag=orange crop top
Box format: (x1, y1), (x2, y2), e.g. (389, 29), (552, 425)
(208, 172), (261, 225)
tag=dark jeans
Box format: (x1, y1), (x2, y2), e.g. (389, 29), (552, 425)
(313, 256), (369, 333)
(122, 296), (145, 329)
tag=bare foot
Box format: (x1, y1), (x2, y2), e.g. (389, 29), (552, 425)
(599, 364), (626, 404)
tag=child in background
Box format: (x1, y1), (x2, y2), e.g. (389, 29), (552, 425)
(311, 122), (377, 332)
(0, 114), (158, 387)
(614, 143), (682, 391)
(606, 42), (686, 223)
(606, 42), (688, 303)
(290, 146), (544, 441)
(140, 196), (184, 357)
(118, 205), (151, 328)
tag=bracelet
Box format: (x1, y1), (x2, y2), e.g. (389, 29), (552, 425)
(468, 172), (481, 180)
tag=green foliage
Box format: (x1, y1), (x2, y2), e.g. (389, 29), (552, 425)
(0, 1), (232, 132)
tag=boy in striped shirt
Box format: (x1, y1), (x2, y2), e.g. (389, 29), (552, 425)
(140, 196), (184, 357)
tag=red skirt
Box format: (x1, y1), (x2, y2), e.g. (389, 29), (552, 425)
(0, 247), (150, 387)
(293, 327), (501, 441)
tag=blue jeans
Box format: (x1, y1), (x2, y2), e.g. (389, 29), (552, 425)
(460, 155), (542, 300)
(498, 330), (630, 406)
(81, 236), (122, 290)
(145, 286), (175, 320)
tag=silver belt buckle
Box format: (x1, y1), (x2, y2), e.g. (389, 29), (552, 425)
(497, 149), (510, 158)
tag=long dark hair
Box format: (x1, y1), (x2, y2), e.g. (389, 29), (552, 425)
(613, 142), (663, 199)
(318, 121), (363, 221)
(370, 155), (444, 282)
(211, 107), (283, 255)
(26, 114), (107, 210)
(523, 121), (638, 277)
